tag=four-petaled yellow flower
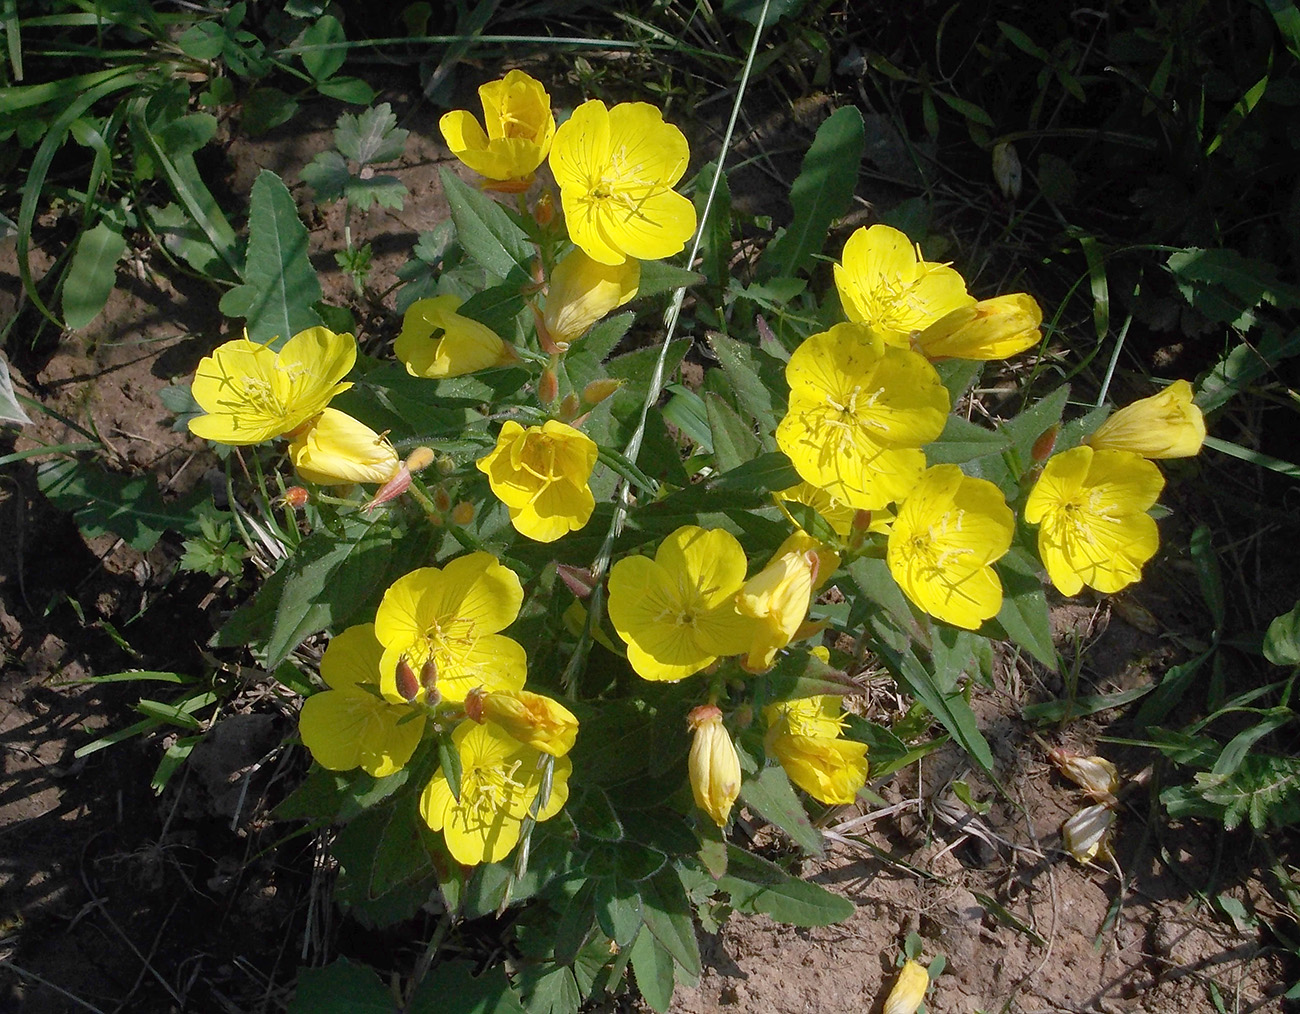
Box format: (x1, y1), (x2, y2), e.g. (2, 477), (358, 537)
(607, 525), (754, 681)
(188, 326), (355, 445)
(834, 224), (973, 347)
(374, 552), (527, 704)
(541, 248), (640, 350)
(914, 292), (1043, 361)
(1025, 446), (1165, 596)
(687, 705), (741, 827)
(288, 407), (400, 486)
(298, 624), (425, 779)
(776, 323), (950, 510)
(476, 420), (598, 542)
(886, 465), (1014, 630)
(465, 687), (579, 757)
(395, 295), (517, 379)
(439, 70), (555, 188)
(1086, 379), (1206, 459)
(420, 719), (571, 866)
(549, 100), (696, 265)
(763, 696), (868, 805)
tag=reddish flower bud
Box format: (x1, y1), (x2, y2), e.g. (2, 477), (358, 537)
(1032, 425), (1058, 462)
(276, 486), (310, 509)
(538, 367), (559, 405)
(394, 655), (420, 702)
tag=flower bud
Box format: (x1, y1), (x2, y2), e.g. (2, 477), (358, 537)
(1086, 379), (1205, 459)
(405, 446), (436, 473)
(581, 378), (623, 406)
(538, 366), (559, 405)
(882, 959), (930, 1014)
(450, 500), (475, 526)
(467, 687), (579, 756)
(558, 393), (581, 422)
(363, 464), (413, 512)
(1048, 748), (1120, 804)
(1031, 424), (1059, 462)
(433, 486), (452, 513)
(687, 705), (741, 827)
(556, 563), (598, 599)
(534, 191), (555, 227)
(276, 486), (309, 509)
(435, 454), (456, 476)
(1061, 803), (1114, 863)
(394, 655), (420, 703)
(992, 141), (1022, 200)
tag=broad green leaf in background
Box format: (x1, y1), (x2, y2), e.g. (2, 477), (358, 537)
(739, 763), (824, 856)
(334, 103), (409, 166)
(694, 161), (732, 292)
(36, 458), (204, 551)
(992, 547), (1056, 669)
(1197, 326), (1300, 413)
(636, 261), (704, 299)
(219, 169), (324, 347)
(705, 331), (784, 437)
(1167, 247), (1300, 329)
(718, 846), (854, 925)
(300, 14), (346, 81)
(704, 392), (761, 471)
(925, 415), (1010, 465)
(759, 105), (864, 279)
(1264, 600), (1300, 667)
(62, 220), (126, 330)
(287, 959), (393, 1014)
(440, 168), (532, 282)
(639, 870), (702, 980)
(147, 202), (239, 282)
(628, 928), (675, 1014)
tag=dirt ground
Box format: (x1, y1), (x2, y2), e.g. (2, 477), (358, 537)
(1, 81), (1296, 1014)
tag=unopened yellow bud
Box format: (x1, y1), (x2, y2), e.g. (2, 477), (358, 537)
(687, 705), (740, 827)
(581, 378), (623, 406)
(1086, 379), (1206, 459)
(405, 446), (436, 473)
(1061, 803), (1114, 863)
(543, 249), (640, 348)
(882, 960), (930, 1014)
(538, 366), (559, 405)
(914, 293), (1042, 361)
(466, 687), (579, 756)
(450, 501), (475, 526)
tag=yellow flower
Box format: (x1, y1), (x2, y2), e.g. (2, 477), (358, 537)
(1086, 379), (1206, 459)
(438, 70), (555, 186)
(542, 248), (640, 350)
(188, 327), (355, 445)
(374, 552), (527, 704)
(549, 100), (696, 265)
(776, 481), (857, 538)
(763, 697), (868, 805)
(395, 295), (516, 379)
(882, 960), (930, 1014)
(1024, 446), (1164, 596)
(737, 546), (817, 672)
(465, 687), (579, 757)
(914, 292), (1043, 361)
(776, 323), (949, 510)
(687, 705), (741, 827)
(298, 624), (425, 778)
(833, 224), (973, 346)
(287, 407), (400, 486)
(476, 419), (598, 543)
(420, 719), (571, 866)
(886, 465), (1014, 630)
(607, 525), (755, 681)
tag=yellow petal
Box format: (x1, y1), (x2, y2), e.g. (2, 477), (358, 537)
(1087, 379), (1205, 458)
(915, 292), (1043, 361)
(288, 407), (399, 486)
(882, 960), (930, 1014)
(395, 295), (511, 378)
(299, 689), (424, 778)
(319, 623), (384, 691)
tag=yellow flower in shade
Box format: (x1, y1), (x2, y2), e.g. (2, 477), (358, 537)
(395, 295), (516, 379)
(541, 248), (640, 350)
(763, 696), (869, 805)
(737, 545), (818, 672)
(914, 292), (1043, 361)
(188, 327), (355, 445)
(886, 465), (1015, 630)
(549, 100), (696, 265)
(298, 624), (425, 778)
(776, 323), (949, 511)
(374, 552), (527, 704)
(439, 70), (555, 188)
(882, 960), (931, 1014)
(465, 687), (579, 757)
(476, 420), (598, 543)
(1024, 446), (1165, 596)
(833, 224), (973, 346)
(687, 705), (741, 827)
(607, 525), (755, 681)
(777, 481), (857, 538)
(288, 407), (400, 486)
(1086, 379), (1206, 459)
(420, 719), (571, 866)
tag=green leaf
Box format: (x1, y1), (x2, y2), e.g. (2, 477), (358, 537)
(517, 963), (581, 1014)
(925, 414), (1010, 465)
(628, 928), (675, 1014)
(441, 168), (532, 282)
(62, 221), (126, 330)
(178, 21), (225, 60)
(36, 458), (203, 551)
(317, 76), (376, 105)
(640, 870), (702, 978)
(289, 960), (393, 1014)
(1020, 683), (1153, 723)
(344, 174), (406, 211)
(760, 106), (864, 279)
(705, 332), (783, 437)
(219, 169), (324, 348)
(300, 150), (349, 203)
(147, 202), (238, 282)
(300, 14), (346, 81)
(593, 877), (643, 948)
(704, 392), (760, 471)
(992, 548), (1056, 669)
(739, 764), (823, 856)
(719, 846), (854, 925)
(1264, 601), (1300, 667)
(335, 103), (408, 165)
(1198, 326), (1300, 413)
(241, 87), (298, 135)
(410, 961), (526, 1014)
(0, 352), (31, 426)
(636, 260), (704, 298)
(1190, 525), (1225, 632)
(694, 161), (732, 291)
(1167, 248), (1300, 328)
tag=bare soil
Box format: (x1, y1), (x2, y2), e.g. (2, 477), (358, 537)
(0, 83), (1296, 1014)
